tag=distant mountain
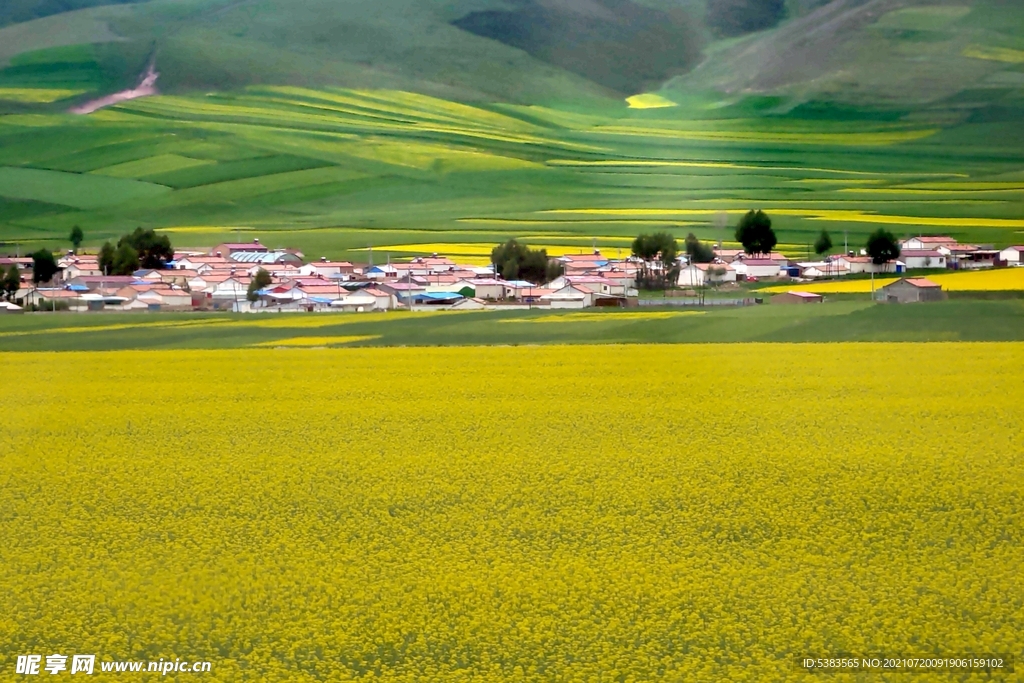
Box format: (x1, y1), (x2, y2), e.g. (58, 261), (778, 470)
(672, 0), (1024, 109)
(1, 0), (1023, 110)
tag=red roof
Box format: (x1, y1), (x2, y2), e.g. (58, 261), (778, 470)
(782, 290), (822, 299)
(911, 236), (955, 243)
(743, 259), (779, 266)
(904, 278), (941, 288)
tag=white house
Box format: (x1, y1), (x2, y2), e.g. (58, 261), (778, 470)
(175, 256), (228, 271)
(900, 250), (947, 269)
(677, 263), (736, 287)
(62, 260), (101, 281)
(210, 277), (250, 298)
(362, 287), (394, 311)
(546, 276), (623, 296)
(541, 284), (591, 308)
(298, 260), (356, 279)
(733, 259), (781, 279)
(902, 236), (957, 251)
(795, 262), (836, 278)
(834, 256), (900, 274)
(465, 278), (505, 300)
(998, 246), (1024, 265)
(330, 290), (377, 312)
(136, 289), (192, 309)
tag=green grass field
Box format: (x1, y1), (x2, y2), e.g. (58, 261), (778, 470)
(1, 300), (1021, 351)
(1, 1), (1023, 263)
(2, 85), (1024, 262)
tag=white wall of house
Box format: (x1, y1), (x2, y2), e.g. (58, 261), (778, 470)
(902, 254), (946, 269)
(998, 247), (1023, 264)
(677, 265), (704, 287)
(744, 263), (782, 278)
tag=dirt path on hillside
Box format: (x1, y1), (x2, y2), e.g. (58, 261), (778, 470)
(70, 60), (159, 115)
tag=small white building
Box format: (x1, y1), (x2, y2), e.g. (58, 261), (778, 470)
(998, 246), (1024, 265)
(465, 278), (505, 300)
(541, 285), (590, 308)
(677, 263), (737, 287)
(330, 290), (377, 312)
(362, 288), (394, 311)
(298, 259), (356, 279)
(733, 259), (781, 279)
(546, 276), (623, 296)
(900, 250), (947, 269)
(902, 236), (957, 251)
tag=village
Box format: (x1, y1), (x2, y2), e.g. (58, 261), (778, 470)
(0, 236), (1021, 314)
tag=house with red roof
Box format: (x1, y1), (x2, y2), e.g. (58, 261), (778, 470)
(772, 291), (824, 304)
(901, 236), (957, 251)
(899, 250), (947, 269)
(212, 239), (268, 257)
(998, 246), (1024, 265)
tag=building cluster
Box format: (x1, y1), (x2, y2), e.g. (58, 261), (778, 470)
(677, 237), (1021, 288)
(3, 240), (642, 313)
(2, 236), (1020, 314)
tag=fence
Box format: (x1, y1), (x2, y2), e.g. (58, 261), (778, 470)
(639, 297), (758, 307)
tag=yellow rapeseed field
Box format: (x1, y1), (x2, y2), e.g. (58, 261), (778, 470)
(625, 94), (678, 109)
(501, 311), (703, 323)
(1, 345), (1021, 682)
(540, 208), (1024, 228)
(763, 268), (1024, 293)
(963, 45), (1024, 63)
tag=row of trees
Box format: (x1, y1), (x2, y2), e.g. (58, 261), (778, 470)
(734, 211), (901, 266)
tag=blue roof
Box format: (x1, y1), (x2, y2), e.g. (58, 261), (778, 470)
(416, 291), (464, 301)
(308, 296), (334, 304)
(67, 284), (90, 292)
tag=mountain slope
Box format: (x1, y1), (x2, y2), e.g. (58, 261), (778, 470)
(672, 0), (1024, 108)
(0, 0), (703, 105)
(451, 0), (703, 93)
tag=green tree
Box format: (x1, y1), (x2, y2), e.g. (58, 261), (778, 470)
(735, 210), (777, 256)
(98, 241), (115, 275)
(30, 249), (59, 285)
(866, 229), (901, 266)
(814, 230), (833, 257)
(111, 241), (140, 276)
(69, 225), (84, 251)
(247, 268), (273, 302)
(684, 233), (714, 264)
(3, 265), (20, 301)
(631, 232), (679, 289)
(119, 228), (173, 269)
(490, 239), (563, 285)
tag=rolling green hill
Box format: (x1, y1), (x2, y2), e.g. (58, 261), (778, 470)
(0, 0), (1023, 261)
